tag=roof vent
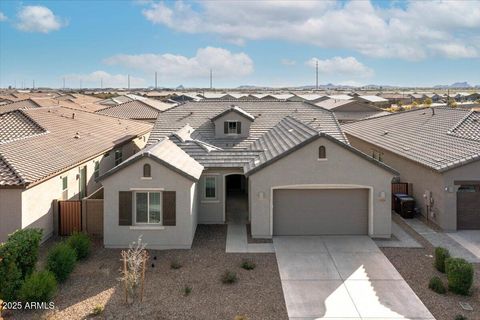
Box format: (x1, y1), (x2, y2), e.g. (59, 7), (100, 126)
(382, 130), (389, 136)
(431, 108), (435, 116)
(74, 132), (80, 139)
(72, 113), (75, 119)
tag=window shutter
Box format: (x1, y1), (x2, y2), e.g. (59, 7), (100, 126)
(119, 191), (132, 226)
(163, 191), (176, 226)
(237, 121), (242, 134)
(224, 122), (228, 134)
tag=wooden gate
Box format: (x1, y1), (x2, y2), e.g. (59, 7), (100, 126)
(59, 200), (82, 236)
(392, 182), (409, 195)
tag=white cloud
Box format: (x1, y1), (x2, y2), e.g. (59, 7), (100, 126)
(65, 71), (145, 88)
(140, 0), (480, 60)
(16, 6), (66, 33)
(281, 59), (297, 66)
(0, 12), (7, 22)
(104, 47), (254, 79)
(306, 56), (374, 78)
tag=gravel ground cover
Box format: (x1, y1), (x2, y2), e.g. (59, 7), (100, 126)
(381, 214), (480, 320)
(8, 225), (287, 320)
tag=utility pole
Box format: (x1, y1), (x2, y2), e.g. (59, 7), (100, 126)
(101, 78), (103, 89)
(128, 74), (130, 90)
(63, 77), (65, 90)
(209, 68), (212, 90)
(155, 71), (158, 89)
(32, 80), (35, 89)
(315, 60), (319, 90)
(80, 80), (82, 90)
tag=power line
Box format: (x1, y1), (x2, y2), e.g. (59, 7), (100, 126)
(155, 71), (158, 89)
(315, 60), (319, 90)
(210, 68), (213, 89)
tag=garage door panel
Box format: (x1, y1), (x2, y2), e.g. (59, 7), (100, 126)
(273, 189), (368, 235)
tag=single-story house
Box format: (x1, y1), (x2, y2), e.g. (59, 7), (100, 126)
(98, 100), (397, 249)
(343, 107), (480, 231)
(0, 107), (152, 242)
(315, 99), (390, 123)
(357, 95), (390, 107)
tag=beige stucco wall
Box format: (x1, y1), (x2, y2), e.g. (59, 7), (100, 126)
(197, 168), (243, 223)
(345, 134), (478, 231)
(0, 189), (22, 243)
(248, 137), (394, 238)
(102, 157), (197, 249)
(213, 111), (253, 139)
(0, 135), (148, 243)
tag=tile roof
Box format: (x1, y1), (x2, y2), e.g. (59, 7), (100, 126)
(358, 95), (389, 103)
(343, 107), (480, 172)
(96, 100), (162, 120)
(210, 105), (255, 122)
(148, 100), (347, 168)
(0, 107), (152, 187)
(0, 99), (42, 113)
(99, 138), (203, 181)
(0, 110), (47, 143)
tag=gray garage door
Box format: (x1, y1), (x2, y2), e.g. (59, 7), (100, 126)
(457, 185), (480, 230)
(273, 189), (368, 235)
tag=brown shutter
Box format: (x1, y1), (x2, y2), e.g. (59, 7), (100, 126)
(237, 121), (242, 134)
(119, 191), (132, 226)
(224, 122), (228, 134)
(163, 191), (176, 226)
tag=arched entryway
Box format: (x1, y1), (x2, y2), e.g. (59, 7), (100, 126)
(225, 174), (248, 223)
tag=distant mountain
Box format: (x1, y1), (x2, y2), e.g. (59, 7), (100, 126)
(434, 82), (472, 89)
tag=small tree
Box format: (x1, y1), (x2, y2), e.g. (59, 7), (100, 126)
(423, 98), (432, 107)
(119, 237), (148, 304)
(447, 98), (458, 108)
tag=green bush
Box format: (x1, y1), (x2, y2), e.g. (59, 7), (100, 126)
(18, 271), (57, 302)
(46, 243), (77, 282)
(0, 228), (42, 301)
(90, 304), (104, 316)
(434, 247), (450, 273)
(445, 258), (474, 295)
(66, 232), (91, 260)
(183, 285), (192, 296)
(428, 276), (446, 294)
(0, 260), (23, 301)
(241, 260), (256, 270)
(221, 270), (238, 284)
(170, 260), (182, 269)
(455, 315), (467, 320)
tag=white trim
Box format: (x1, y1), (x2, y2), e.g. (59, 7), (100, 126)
(269, 184), (374, 237)
(140, 177), (153, 180)
(129, 226), (165, 230)
(133, 191), (163, 225)
(129, 187), (164, 191)
(204, 175), (218, 200)
(317, 158), (328, 162)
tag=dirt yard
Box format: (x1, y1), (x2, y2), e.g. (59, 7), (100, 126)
(9, 225), (287, 320)
(381, 215), (480, 320)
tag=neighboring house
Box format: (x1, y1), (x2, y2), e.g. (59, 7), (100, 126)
(315, 99), (390, 123)
(0, 107), (152, 242)
(357, 95), (390, 107)
(378, 93), (412, 105)
(0, 99), (42, 113)
(343, 107), (480, 231)
(287, 94), (326, 103)
(95, 100), (175, 122)
(98, 100), (397, 249)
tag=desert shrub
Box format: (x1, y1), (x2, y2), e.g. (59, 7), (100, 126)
(455, 315), (467, 320)
(241, 260), (256, 270)
(46, 243), (77, 282)
(90, 304), (104, 316)
(170, 260), (182, 269)
(434, 247), (450, 273)
(66, 232), (91, 260)
(234, 316), (248, 320)
(445, 258), (474, 295)
(221, 270), (238, 284)
(428, 276), (446, 294)
(18, 271), (57, 302)
(0, 260), (23, 301)
(183, 285), (192, 296)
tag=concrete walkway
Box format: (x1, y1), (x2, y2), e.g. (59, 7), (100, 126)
(225, 222), (275, 253)
(274, 236), (434, 320)
(375, 220), (422, 248)
(447, 230), (480, 260)
(402, 217), (480, 263)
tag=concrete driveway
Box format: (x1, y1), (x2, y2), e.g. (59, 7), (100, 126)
(274, 236), (434, 320)
(448, 230), (480, 260)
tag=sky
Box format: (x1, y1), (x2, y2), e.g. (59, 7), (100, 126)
(0, 0), (479, 89)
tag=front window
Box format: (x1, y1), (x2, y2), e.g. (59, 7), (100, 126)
(61, 176), (68, 199)
(205, 176), (217, 199)
(94, 161), (100, 178)
(135, 191), (161, 224)
(225, 121), (241, 134)
(115, 150), (123, 166)
(372, 150), (383, 162)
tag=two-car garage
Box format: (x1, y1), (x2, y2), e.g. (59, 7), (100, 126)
(272, 188), (370, 236)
